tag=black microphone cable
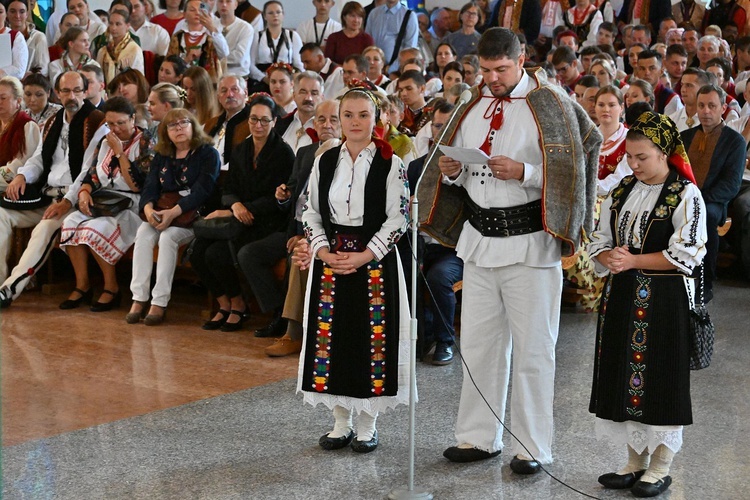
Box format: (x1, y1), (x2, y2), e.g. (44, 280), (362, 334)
(404, 235), (603, 500)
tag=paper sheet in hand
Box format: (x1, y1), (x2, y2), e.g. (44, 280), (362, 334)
(0, 34), (10, 68)
(438, 145), (491, 165)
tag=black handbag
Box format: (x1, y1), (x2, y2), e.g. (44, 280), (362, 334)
(80, 190), (133, 218)
(688, 265), (715, 370)
(0, 184), (52, 210)
(193, 216), (246, 240)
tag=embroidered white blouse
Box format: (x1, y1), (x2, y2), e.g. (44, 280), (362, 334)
(303, 141), (409, 261)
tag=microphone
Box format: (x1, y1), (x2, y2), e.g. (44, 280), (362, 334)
(413, 88), (473, 195)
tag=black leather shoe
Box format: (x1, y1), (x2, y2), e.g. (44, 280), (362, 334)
(598, 470), (646, 489)
(254, 314), (287, 338)
(431, 342), (454, 365)
(510, 455), (541, 475)
(220, 309), (250, 332)
(59, 288), (93, 310)
(443, 446), (501, 463)
(90, 290), (122, 312)
(351, 431), (378, 453)
(319, 430), (355, 450)
(0, 287), (12, 309)
(632, 476), (672, 497)
(202, 309), (230, 330)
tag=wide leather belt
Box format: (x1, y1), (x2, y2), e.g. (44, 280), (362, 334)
(465, 198), (544, 237)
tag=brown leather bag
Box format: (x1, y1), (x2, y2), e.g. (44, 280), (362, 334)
(142, 191), (198, 228)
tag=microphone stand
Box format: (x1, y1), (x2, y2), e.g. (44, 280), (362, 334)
(388, 90), (473, 500)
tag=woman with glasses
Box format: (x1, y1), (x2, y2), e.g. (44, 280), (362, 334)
(59, 97), (153, 312)
(48, 27), (100, 87)
(127, 108), (219, 325)
(190, 93), (294, 331)
(96, 7), (145, 86)
(441, 2), (482, 59)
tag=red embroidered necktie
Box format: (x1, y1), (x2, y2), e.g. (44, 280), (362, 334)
(479, 96), (511, 156)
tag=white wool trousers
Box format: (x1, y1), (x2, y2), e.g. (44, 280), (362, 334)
(1, 207), (71, 298)
(454, 262), (562, 464)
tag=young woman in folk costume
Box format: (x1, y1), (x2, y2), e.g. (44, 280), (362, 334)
(587, 111), (707, 497)
(565, 85), (633, 312)
(298, 88), (410, 453)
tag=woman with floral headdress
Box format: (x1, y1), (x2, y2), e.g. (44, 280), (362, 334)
(298, 87), (410, 453)
(587, 111), (707, 497)
(266, 63), (296, 115)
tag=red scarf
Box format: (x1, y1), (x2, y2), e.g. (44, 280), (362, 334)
(0, 111), (33, 167)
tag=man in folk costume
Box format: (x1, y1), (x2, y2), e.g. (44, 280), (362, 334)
(484, 0), (542, 45)
(419, 28), (601, 471)
(0, 71), (105, 307)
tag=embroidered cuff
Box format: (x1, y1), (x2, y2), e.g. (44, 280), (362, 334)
(663, 249), (693, 275)
(309, 233), (329, 258)
(367, 235), (389, 261)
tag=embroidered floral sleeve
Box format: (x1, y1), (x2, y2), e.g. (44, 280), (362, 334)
(587, 192), (615, 276)
(301, 155), (330, 258)
(367, 156), (410, 261)
(663, 183), (708, 275)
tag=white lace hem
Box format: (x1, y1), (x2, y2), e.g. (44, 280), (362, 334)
(595, 419), (684, 454)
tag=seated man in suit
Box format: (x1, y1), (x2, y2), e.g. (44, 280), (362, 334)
(681, 84), (746, 301)
(264, 99), (341, 353)
(402, 100), (463, 365)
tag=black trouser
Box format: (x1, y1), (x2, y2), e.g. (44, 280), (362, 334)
(190, 238), (243, 299)
(705, 202), (723, 296)
(237, 232), (288, 313)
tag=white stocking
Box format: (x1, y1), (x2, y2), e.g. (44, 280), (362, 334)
(617, 445), (650, 475)
(328, 405), (353, 438)
(641, 445), (675, 483)
(356, 410), (378, 441)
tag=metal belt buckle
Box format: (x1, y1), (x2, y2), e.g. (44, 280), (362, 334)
(498, 228), (510, 237)
(491, 217), (508, 228)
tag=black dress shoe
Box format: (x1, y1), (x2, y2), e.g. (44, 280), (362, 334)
(351, 430), (378, 453)
(0, 287), (12, 309)
(443, 446), (501, 463)
(220, 309), (250, 332)
(90, 290), (122, 312)
(510, 455), (541, 475)
(319, 430), (355, 450)
(598, 470), (646, 489)
(254, 314), (287, 338)
(632, 476), (672, 497)
(202, 309), (230, 330)
(431, 342), (454, 365)
(59, 288), (93, 310)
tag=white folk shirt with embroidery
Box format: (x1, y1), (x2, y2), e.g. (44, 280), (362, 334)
(221, 17), (255, 76)
(281, 113), (314, 154)
(304, 142), (408, 261)
(444, 71), (561, 268)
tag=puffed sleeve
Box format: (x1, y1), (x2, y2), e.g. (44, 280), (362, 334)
(587, 193), (615, 276)
(663, 183), (708, 275)
(302, 154), (328, 258)
(367, 155), (410, 261)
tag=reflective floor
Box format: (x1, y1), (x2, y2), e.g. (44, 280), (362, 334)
(2, 279), (750, 499)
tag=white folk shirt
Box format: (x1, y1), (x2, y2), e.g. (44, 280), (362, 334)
(445, 71), (561, 268)
(133, 21), (170, 56)
(304, 141), (409, 261)
(281, 112), (314, 154)
(296, 18), (341, 49)
(220, 17), (255, 77)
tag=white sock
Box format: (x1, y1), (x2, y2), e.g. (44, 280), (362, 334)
(616, 445), (650, 475)
(355, 411), (378, 441)
(641, 445), (675, 483)
(328, 406), (353, 438)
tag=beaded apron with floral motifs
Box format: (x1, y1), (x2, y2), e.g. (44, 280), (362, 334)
(311, 262), (388, 396)
(627, 275), (652, 417)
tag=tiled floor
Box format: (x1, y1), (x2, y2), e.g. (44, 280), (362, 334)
(2, 280), (749, 499)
